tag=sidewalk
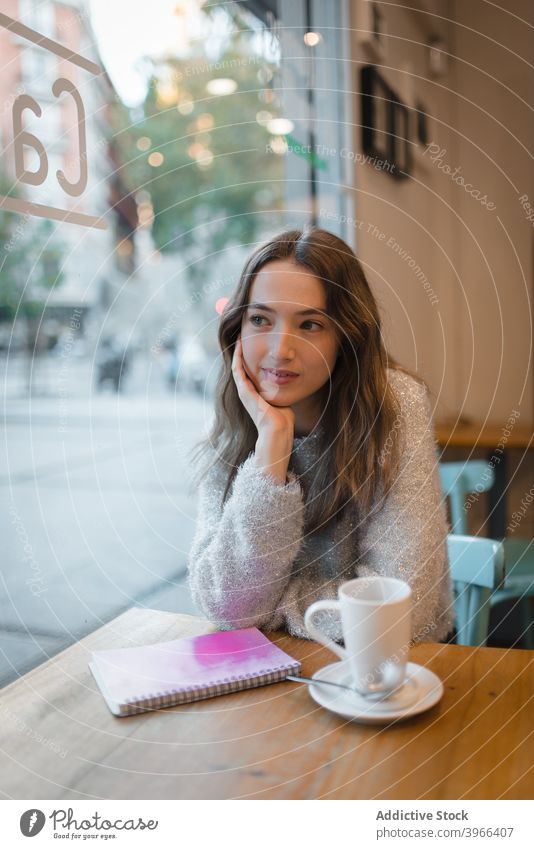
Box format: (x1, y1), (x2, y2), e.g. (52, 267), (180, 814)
(1, 377), (212, 687)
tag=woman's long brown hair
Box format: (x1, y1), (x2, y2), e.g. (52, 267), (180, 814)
(191, 226), (415, 533)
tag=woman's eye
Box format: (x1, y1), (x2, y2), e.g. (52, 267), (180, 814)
(249, 314), (268, 327)
(248, 315), (323, 330)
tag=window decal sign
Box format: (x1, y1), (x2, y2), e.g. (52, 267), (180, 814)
(0, 12), (107, 230)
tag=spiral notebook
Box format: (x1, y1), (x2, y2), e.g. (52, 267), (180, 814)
(89, 627), (301, 716)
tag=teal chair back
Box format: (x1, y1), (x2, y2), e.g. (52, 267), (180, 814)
(447, 534), (505, 646)
(439, 461), (495, 534)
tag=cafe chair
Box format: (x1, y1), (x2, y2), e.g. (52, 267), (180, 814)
(439, 461), (494, 534)
(440, 461), (534, 648)
(490, 538), (534, 647)
(447, 534), (505, 646)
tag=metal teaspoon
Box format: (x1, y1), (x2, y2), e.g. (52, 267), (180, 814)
(286, 675), (402, 701)
(286, 673), (387, 698)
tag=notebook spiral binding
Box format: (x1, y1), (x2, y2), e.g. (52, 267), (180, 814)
(123, 662), (300, 715)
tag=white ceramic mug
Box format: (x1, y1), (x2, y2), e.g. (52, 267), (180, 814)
(304, 576), (412, 697)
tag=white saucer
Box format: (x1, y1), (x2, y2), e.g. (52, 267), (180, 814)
(309, 661), (443, 724)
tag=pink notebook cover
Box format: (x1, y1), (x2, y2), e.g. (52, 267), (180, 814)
(89, 627), (301, 716)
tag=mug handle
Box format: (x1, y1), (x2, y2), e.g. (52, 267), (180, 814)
(304, 600), (347, 662)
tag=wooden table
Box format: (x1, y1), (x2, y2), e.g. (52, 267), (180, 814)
(435, 422), (533, 451)
(435, 420), (534, 538)
(0, 608), (533, 800)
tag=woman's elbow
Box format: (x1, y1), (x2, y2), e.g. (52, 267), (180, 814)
(188, 574), (264, 627)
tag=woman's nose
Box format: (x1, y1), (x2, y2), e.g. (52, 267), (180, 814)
(269, 329), (295, 360)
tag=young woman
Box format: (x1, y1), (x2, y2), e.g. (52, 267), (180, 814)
(187, 227), (453, 644)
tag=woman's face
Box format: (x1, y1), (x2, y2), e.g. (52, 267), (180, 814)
(240, 259), (340, 415)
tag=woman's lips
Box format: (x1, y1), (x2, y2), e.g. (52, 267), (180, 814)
(261, 368), (299, 385)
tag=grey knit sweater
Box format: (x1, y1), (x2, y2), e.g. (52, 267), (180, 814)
(187, 369), (454, 644)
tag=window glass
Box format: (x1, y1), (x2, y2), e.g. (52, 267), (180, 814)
(0, 0), (342, 683)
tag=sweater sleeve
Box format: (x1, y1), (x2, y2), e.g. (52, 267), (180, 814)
(186, 451), (306, 630)
(357, 371), (454, 643)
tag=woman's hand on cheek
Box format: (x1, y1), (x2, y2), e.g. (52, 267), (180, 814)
(232, 337), (295, 436)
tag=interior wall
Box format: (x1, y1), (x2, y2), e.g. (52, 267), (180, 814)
(344, 0), (534, 426)
(449, 0), (534, 426)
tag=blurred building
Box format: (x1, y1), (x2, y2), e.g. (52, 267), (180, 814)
(0, 0), (143, 351)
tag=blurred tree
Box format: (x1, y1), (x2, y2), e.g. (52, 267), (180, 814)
(0, 169), (65, 390)
(0, 171), (65, 322)
(106, 0), (285, 288)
